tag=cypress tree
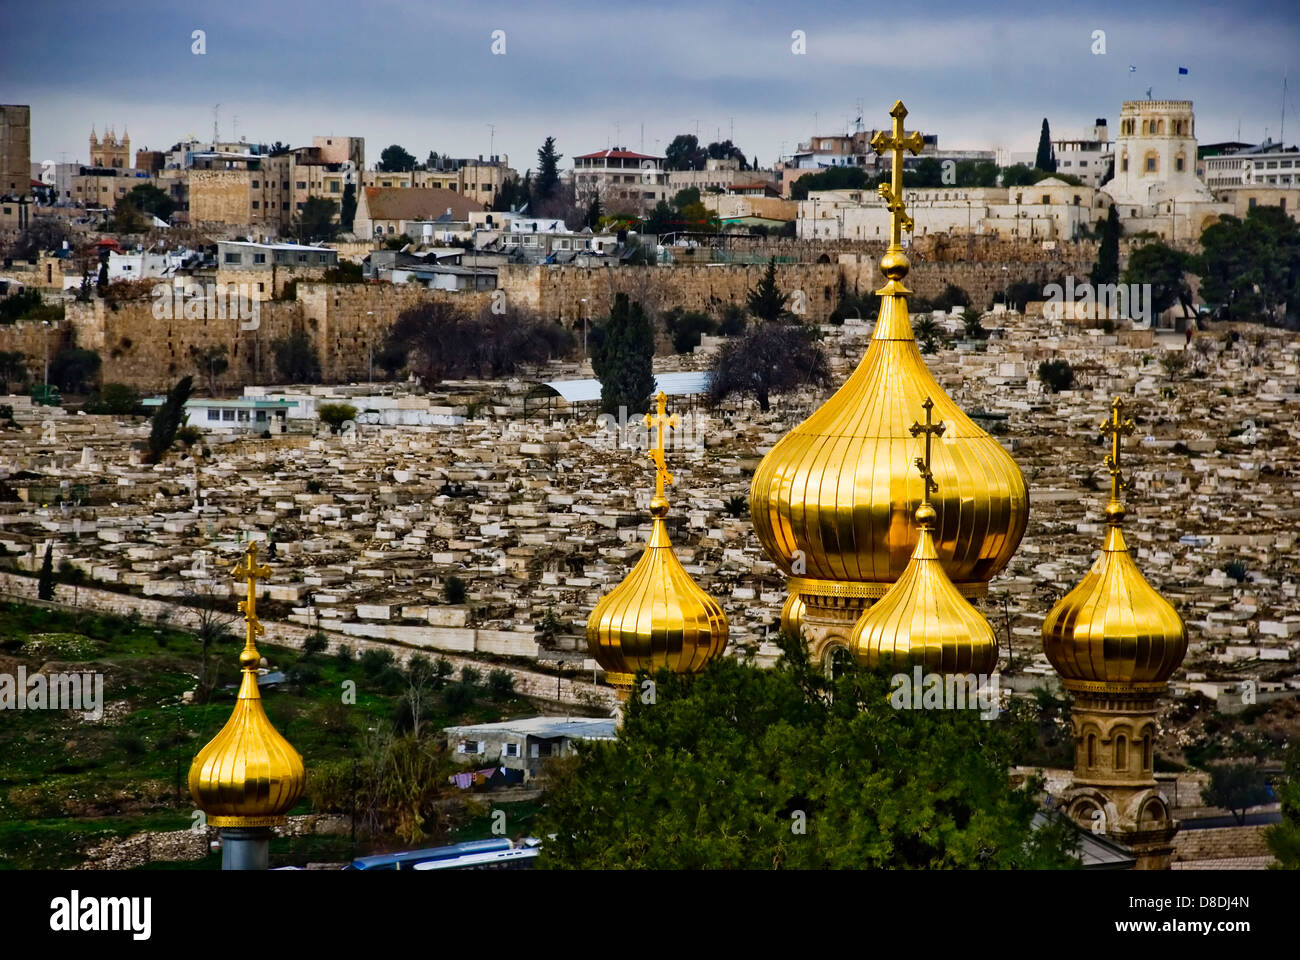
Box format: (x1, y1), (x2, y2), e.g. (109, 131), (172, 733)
(1091, 205), (1121, 285)
(594, 293), (654, 416)
(1034, 119), (1057, 173)
(38, 543), (54, 601)
(747, 257), (788, 323)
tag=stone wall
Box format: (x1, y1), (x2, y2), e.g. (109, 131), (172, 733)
(1172, 824), (1275, 864)
(0, 572), (616, 709)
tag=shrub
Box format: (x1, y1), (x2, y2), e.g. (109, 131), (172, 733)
(359, 648), (395, 677)
(487, 669), (515, 700)
(460, 666), (482, 687)
(1223, 560), (1247, 583)
(442, 681), (476, 713)
(334, 643), (353, 664)
(443, 575), (467, 605)
(1037, 359), (1075, 393)
(302, 630), (330, 657)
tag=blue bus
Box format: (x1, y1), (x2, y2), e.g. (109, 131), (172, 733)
(343, 837), (540, 871)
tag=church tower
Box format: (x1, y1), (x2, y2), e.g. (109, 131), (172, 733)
(1105, 100), (1209, 208)
(90, 126), (130, 168)
(586, 392), (729, 698)
(749, 101), (1029, 666)
(1042, 398), (1188, 869)
(189, 542), (306, 869)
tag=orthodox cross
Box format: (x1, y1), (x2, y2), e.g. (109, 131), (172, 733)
(231, 540), (271, 652)
(910, 396), (946, 502)
(1099, 396), (1137, 502)
(644, 390), (679, 500)
(870, 100), (925, 248)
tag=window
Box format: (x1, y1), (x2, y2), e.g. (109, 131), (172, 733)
(1115, 735), (1128, 772)
(224, 252), (241, 264)
(254, 253), (266, 264)
(207, 409), (221, 421)
(458, 740), (482, 754)
(296, 181), (306, 189)
(1142, 735), (1152, 771)
(1121, 157), (1129, 172)
(1079, 160), (1088, 167)
(237, 410), (250, 422)
(1249, 197), (1257, 209)
(283, 181), (289, 189)
(252, 180), (260, 188)
(255, 410), (266, 421)
(1041, 194), (1050, 204)
(298, 254), (307, 262)
(252, 200), (260, 209)
(1146, 157), (1156, 172)
(1176, 156), (1185, 172)
(503, 742), (519, 758)
(295, 202), (303, 210)
(329, 181), (340, 193)
(1086, 734), (1096, 768)
(222, 409), (235, 421)
(381, 180), (391, 187)
(282, 202), (289, 210)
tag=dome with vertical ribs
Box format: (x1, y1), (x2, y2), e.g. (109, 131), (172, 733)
(749, 292), (1029, 588)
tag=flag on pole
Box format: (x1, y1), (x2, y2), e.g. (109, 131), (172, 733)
(1129, 65), (1137, 73)
(1178, 66), (1189, 75)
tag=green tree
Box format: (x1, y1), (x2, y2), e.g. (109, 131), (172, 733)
(1195, 205), (1300, 324)
(318, 402), (357, 433)
(955, 160), (999, 188)
(49, 346), (101, 394)
(339, 183), (357, 232)
(124, 183), (175, 222)
(961, 308), (986, 341)
(83, 382), (138, 415)
(0, 350), (28, 392)
(1123, 242), (1193, 319)
(747, 257), (789, 323)
(1202, 763), (1274, 826)
(37, 543), (54, 601)
(1037, 359), (1075, 393)
(271, 330), (322, 383)
(377, 144), (417, 173)
(538, 635), (1080, 869)
(1034, 119), (1056, 173)
(297, 197), (338, 242)
(1000, 164), (1041, 187)
(791, 166), (870, 200)
(146, 375), (193, 464)
(591, 293), (654, 416)
(710, 323), (829, 412)
(1266, 741), (1300, 869)
(913, 313), (942, 354)
(664, 134), (706, 172)
(1091, 205), (1121, 286)
(663, 308), (716, 354)
(443, 575), (467, 605)
(533, 136), (563, 207)
(671, 187), (701, 210)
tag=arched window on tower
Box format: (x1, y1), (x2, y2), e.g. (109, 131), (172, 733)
(1143, 734), (1153, 771)
(1086, 733), (1097, 768)
(1115, 734), (1128, 772)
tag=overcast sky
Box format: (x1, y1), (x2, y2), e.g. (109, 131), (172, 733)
(4, 0), (1298, 172)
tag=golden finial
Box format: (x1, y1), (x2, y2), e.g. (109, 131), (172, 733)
(232, 540), (271, 668)
(644, 390), (679, 515)
(1098, 397), (1136, 523)
(909, 396), (945, 524)
(871, 100), (925, 287)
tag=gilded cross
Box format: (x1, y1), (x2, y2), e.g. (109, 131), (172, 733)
(870, 100), (925, 249)
(1098, 396), (1136, 502)
(231, 540), (271, 650)
(644, 390), (679, 500)
(909, 396), (946, 500)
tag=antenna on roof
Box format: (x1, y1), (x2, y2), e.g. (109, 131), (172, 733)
(212, 104), (220, 145)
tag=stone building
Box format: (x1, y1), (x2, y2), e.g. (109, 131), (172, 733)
(0, 104), (31, 198)
(89, 126), (130, 169)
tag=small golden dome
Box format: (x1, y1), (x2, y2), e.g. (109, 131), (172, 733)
(189, 543), (305, 827)
(586, 393), (728, 690)
(1042, 399), (1188, 692)
(188, 670), (307, 827)
(750, 291), (1029, 587)
(849, 401), (998, 673)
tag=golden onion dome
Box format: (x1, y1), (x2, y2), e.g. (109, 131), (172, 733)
(586, 393), (728, 692)
(749, 285), (1029, 588)
(849, 399), (999, 674)
(1042, 399), (1188, 691)
(189, 543), (305, 827)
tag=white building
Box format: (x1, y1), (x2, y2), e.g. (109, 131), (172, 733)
(1051, 119), (1113, 187)
(573, 148), (668, 213)
(1202, 142), (1300, 190)
(1098, 99), (1230, 239)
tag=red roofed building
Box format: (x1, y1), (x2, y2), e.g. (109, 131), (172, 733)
(573, 147), (668, 215)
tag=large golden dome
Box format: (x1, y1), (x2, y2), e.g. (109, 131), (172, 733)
(189, 543), (305, 827)
(749, 292), (1029, 587)
(1042, 399), (1187, 692)
(850, 400), (999, 674)
(587, 393), (728, 691)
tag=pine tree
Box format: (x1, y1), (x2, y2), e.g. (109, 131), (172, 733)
(38, 543), (54, 601)
(340, 183), (357, 232)
(1034, 119), (1056, 173)
(593, 293), (654, 416)
(534, 137), (562, 206)
(747, 257), (788, 323)
(1091, 205), (1121, 285)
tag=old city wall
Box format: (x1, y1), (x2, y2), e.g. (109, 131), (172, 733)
(0, 319), (73, 382)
